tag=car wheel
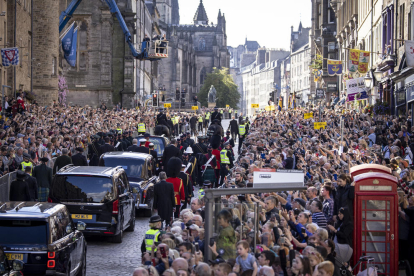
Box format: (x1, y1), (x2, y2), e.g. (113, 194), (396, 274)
(112, 229), (123, 243)
(76, 251), (87, 276)
(126, 209), (136, 232)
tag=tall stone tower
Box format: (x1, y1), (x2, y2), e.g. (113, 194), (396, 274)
(32, 0), (59, 105)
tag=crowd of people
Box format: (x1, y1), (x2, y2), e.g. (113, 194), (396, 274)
(136, 104), (414, 276)
(4, 92), (414, 276)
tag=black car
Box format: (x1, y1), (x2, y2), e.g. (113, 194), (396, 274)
(99, 152), (158, 217)
(0, 202), (87, 276)
(50, 166), (135, 243)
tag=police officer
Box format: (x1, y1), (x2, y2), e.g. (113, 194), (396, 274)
(210, 107), (222, 126)
(174, 113), (180, 135)
(219, 142), (232, 185)
(238, 120), (248, 153)
(197, 114), (204, 133)
(198, 181), (211, 199)
(141, 215), (162, 253)
(204, 111), (210, 130)
(19, 153), (34, 175)
(138, 118), (146, 135)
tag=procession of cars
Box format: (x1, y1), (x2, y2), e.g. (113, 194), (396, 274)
(0, 135), (169, 275)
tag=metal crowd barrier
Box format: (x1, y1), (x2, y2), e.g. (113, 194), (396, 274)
(0, 171), (17, 202)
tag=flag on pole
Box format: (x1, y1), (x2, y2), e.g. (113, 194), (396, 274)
(327, 59), (343, 76)
(61, 23), (75, 56)
(64, 27), (78, 67)
(1, 48), (19, 67)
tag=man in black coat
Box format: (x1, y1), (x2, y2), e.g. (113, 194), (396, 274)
(156, 109), (168, 126)
(100, 137), (115, 155)
(190, 115), (198, 136)
(229, 116), (239, 141)
(72, 147), (88, 166)
(210, 107), (222, 126)
(153, 172), (175, 227)
(88, 135), (101, 166)
(9, 170), (30, 201)
(24, 166), (38, 201)
(162, 138), (182, 171)
(33, 157), (53, 202)
(179, 165), (192, 209)
(53, 148), (72, 175)
(134, 139), (151, 154)
(127, 139), (141, 152)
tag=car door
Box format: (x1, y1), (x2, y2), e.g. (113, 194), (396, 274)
(121, 172), (134, 217)
(64, 209), (84, 273)
(116, 176), (130, 230)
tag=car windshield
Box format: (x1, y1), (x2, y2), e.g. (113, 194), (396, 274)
(102, 157), (144, 180)
(148, 137), (165, 155)
(0, 220), (47, 245)
(52, 176), (114, 203)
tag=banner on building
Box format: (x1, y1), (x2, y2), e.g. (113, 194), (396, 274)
(314, 69), (323, 82)
(1, 47), (19, 67)
(61, 23), (75, 56)
(348, 49), (370, 74)
(64, 27), (78, 67)
(327, 59), (343, 76)
(405, 40), (414, 67)
(345, 77), (368, 101)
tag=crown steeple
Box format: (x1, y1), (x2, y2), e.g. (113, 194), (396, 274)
(193, 0), (209, 25)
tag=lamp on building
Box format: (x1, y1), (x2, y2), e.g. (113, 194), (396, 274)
(373, 67), (383, 82)
(364, 71), (373, 88)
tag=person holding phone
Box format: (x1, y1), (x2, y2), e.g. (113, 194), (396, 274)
(143, 243), (173, 275)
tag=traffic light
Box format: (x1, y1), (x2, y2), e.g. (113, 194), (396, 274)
(269, 91), (274, 103)
(175, 88), (180, 100)
(153, 94), (158, 106)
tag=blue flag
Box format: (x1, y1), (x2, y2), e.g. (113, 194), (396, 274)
(64, 28), (77, 67)
(327, 59), (343, 76)
(62, 24), (75, 56)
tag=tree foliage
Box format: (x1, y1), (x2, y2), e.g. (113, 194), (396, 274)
(197, 67), (240, 108)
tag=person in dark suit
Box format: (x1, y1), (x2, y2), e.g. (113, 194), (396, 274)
(162, 138), (182, 171)
(33, 157), (53, 202)
(24, 166), (38, 201)
(210, 107), (222, 126)
(100, 137), (115, 155)
(53, 148), (72, 175)
(72, 147), (88, 166)
(135, 139), (151, 154)
(88, 135), (101, 166)
(9, 170), (30, 201)
(229, 116), (239, 141)
(153, 172), (175, 227)
(127, 139), (140, 152)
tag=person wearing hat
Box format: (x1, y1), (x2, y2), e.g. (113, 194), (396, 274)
(223, 130), (235, 148)
(99, 137), (115, 155)
(179, 164), (192, 209)
(238, 120), (248, 153)
(33, 157), (53, 201)
(115, 132), (126, 151)
(19, 153), (34, 175)
(162, 139), (181, 172)
(144, 133), (151, 148)
(166, 157), (185, 218)
(219, 142), (233, 185)
(9, 170), (31, 201)
(137, 118), (147, 136)
(122, 132), (131, 148)
(72, 147), (88, 166)
(141, 215), (162, 253)
(134, 139), (151, 154)
(88, 135), (101, 166)
(185, 132), (195, 147)
(210, 106), (222, 126)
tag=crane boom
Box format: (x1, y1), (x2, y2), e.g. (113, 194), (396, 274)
(59, 0), (139, 58)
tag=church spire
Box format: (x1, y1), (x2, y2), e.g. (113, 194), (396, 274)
(193, 0), (209, 25)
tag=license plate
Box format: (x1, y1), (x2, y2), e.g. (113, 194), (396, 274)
(71, 214), (93, 220)
(6, 253), (23, 260)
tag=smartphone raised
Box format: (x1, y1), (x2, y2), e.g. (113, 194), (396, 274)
(195, 242), (199, 252)
(160, 246), (167, 258)
(209, 237), (216, 247)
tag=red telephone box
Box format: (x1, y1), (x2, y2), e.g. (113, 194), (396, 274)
(350, 164), (392, 179)
(353, 172), (398, 275)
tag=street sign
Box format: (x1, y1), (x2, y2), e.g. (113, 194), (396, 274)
(226, 105), (230, 108)
(315, 88), (325, 100)
(314, 122), (327, 130)
(304, 112), (313, 119)
(192, 106), (198, 110)
(164, 103), (171, 108)
(251, 104), (259, 108)
(253, 171), (304, 188)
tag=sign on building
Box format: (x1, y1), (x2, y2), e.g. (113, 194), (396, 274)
(253, 171), (304, 188)
(315, 88), (325, 100)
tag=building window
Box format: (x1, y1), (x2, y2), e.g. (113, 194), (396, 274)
(52, 57), (57, 76)
(400, 4), (405, 42)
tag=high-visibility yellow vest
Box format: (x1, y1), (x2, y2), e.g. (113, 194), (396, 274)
(175, 116), (180, 124)
(229, 109), (233, 113)
(220, 110), (223, 114)
(172, 117), (177, 124)
(239, 124), (246, 136)
(198, 189), (205, 199)
(243, 116), (246, 121)
(220, 150), (230, 164)
(21, 161), (33, 175)
(205, 113), (210, 120)
(116, 128), (122, 135)
(198, 117), (203, 122)
(145, 229), (160, 252)
(138, 123), (146, 133)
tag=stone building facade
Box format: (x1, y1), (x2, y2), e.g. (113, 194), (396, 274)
(157, 0), (230, 103)
(290, 43), (311, 105)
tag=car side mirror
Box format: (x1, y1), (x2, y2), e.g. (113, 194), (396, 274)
(13, 260), (24, 271)
(76, 221), (86, 231)
(132, 188), (138, 193)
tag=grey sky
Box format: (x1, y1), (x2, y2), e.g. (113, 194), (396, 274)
(178, 0), (312, 50)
